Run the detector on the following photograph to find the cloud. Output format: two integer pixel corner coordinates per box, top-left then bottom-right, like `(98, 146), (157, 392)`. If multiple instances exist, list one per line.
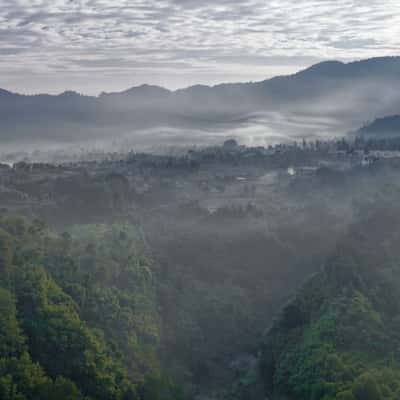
(0, 0), (399, 93)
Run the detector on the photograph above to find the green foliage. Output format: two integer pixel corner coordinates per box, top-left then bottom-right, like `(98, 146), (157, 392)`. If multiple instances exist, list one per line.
(0, 214), (183, 400)
(140, 374), (186, 400)
(0, 288), (25, 357)
(259, 208), (400, 400)
(0, 228), (13, 282)
(352, 372), (382, 400)
(40, 377), (84, 400)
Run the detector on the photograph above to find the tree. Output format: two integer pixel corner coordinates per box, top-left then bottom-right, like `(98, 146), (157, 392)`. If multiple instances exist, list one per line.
(0, 288), (25, 357)
(40, 377), (84, 400)
(0, 228), (13, 282)
(352, 373), (382, 400)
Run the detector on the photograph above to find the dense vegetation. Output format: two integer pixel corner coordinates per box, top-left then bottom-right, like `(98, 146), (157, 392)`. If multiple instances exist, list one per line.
(4, 143), (400, 400)
(145, 200), (347, 396)
(0, 213), (182, 400)
(260, 204), (400, 400)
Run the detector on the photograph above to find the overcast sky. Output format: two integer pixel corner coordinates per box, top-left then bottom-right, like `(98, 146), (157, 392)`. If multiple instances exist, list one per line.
(1, 0), (399, 95)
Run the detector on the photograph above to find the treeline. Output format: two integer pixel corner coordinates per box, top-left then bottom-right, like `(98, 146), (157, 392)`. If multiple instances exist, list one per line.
(0, 213), (183, 400)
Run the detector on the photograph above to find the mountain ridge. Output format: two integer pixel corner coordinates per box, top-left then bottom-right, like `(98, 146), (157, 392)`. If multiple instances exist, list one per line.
(1, 56), (399, 99)
(1, 56), (400, 149)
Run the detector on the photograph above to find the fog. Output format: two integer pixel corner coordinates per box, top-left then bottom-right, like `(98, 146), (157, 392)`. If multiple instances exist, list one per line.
(1, 58), (400, 163)
(2, 56), (400, 400)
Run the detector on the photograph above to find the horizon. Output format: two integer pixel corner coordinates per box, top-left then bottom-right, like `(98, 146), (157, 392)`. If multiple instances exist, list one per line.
(1, 57), (321, 96)
(1, 55), (398, 96)
(0, 62), (307, 96)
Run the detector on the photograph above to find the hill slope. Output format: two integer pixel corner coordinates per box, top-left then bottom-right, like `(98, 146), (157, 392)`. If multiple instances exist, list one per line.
(356, 115), (400, 138)
(0, 214), (183, 400)
(259, 205), (400, 400)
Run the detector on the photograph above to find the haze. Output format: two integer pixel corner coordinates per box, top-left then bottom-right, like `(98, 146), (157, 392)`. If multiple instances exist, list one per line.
(3, 2), (400, 400)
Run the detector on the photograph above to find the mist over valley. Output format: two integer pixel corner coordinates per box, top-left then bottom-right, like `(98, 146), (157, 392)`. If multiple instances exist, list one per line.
(1, 57), (400, 162)
(1, 1), (400, 399)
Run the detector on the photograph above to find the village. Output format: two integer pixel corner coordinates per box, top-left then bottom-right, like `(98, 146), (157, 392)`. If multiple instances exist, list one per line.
(0, 137), (400, 224)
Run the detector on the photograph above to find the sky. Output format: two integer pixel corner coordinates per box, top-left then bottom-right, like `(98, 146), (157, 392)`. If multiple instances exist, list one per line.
(1, 0), (400, 95)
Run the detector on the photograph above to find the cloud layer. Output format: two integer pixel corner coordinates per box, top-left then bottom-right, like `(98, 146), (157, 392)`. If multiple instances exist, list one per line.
(1, 0), (399, 93)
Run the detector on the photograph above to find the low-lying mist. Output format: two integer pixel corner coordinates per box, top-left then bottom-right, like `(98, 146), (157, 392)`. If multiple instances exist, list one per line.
(1, 57), (400, 163)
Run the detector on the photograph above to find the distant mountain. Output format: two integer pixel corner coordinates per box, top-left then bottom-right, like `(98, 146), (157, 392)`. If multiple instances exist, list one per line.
(98, 57), (400, 106)
(356, 114), (400, 138)
(99, 84), (171, 108)
(1, 56), (400, 150)
(0, 88), (14, 97)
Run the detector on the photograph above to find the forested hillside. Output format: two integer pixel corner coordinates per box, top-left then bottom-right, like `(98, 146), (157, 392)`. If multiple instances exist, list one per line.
(260, 203), (400, 400)
(0, 213), (182, 400)
(1, 0), (399, 396)
(3, 141), (400, 399)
